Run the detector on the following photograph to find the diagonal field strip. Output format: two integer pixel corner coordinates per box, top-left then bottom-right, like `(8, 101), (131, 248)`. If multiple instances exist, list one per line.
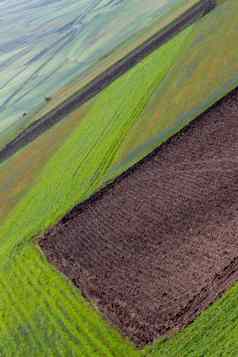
(0, 0), (215, 164)
(0, 1), (238, 355)
(40, 88), (238, 347)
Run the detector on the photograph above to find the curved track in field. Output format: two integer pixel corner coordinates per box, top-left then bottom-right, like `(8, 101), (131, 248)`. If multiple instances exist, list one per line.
(0, 0), (215, 164)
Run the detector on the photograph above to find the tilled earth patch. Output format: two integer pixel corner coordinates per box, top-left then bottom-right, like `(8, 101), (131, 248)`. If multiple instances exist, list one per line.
(40, 89), (238, 347)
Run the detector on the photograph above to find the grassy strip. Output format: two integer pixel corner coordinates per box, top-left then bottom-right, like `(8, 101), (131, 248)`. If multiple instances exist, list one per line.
(0, 243), (137, 356)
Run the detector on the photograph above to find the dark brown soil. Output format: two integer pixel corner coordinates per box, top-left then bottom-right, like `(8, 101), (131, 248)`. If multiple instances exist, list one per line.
(39, 88), (238, 347)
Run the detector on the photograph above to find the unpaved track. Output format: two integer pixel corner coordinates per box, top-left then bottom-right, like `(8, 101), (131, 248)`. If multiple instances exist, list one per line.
(40, 88), (238, 347)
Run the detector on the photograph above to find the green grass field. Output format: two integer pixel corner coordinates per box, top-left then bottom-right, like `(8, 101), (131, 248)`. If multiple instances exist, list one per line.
(0, 1), (238, 355)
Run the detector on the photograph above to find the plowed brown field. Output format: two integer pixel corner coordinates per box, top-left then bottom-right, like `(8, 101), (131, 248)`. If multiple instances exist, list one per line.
(40, 89), (238, 347)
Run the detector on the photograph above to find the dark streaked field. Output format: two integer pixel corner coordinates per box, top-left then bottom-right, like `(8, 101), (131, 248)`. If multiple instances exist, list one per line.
(40, 88), (238, 347)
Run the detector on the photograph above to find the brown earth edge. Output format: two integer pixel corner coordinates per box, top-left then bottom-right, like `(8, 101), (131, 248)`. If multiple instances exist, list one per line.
(39, 88), (238, 347)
